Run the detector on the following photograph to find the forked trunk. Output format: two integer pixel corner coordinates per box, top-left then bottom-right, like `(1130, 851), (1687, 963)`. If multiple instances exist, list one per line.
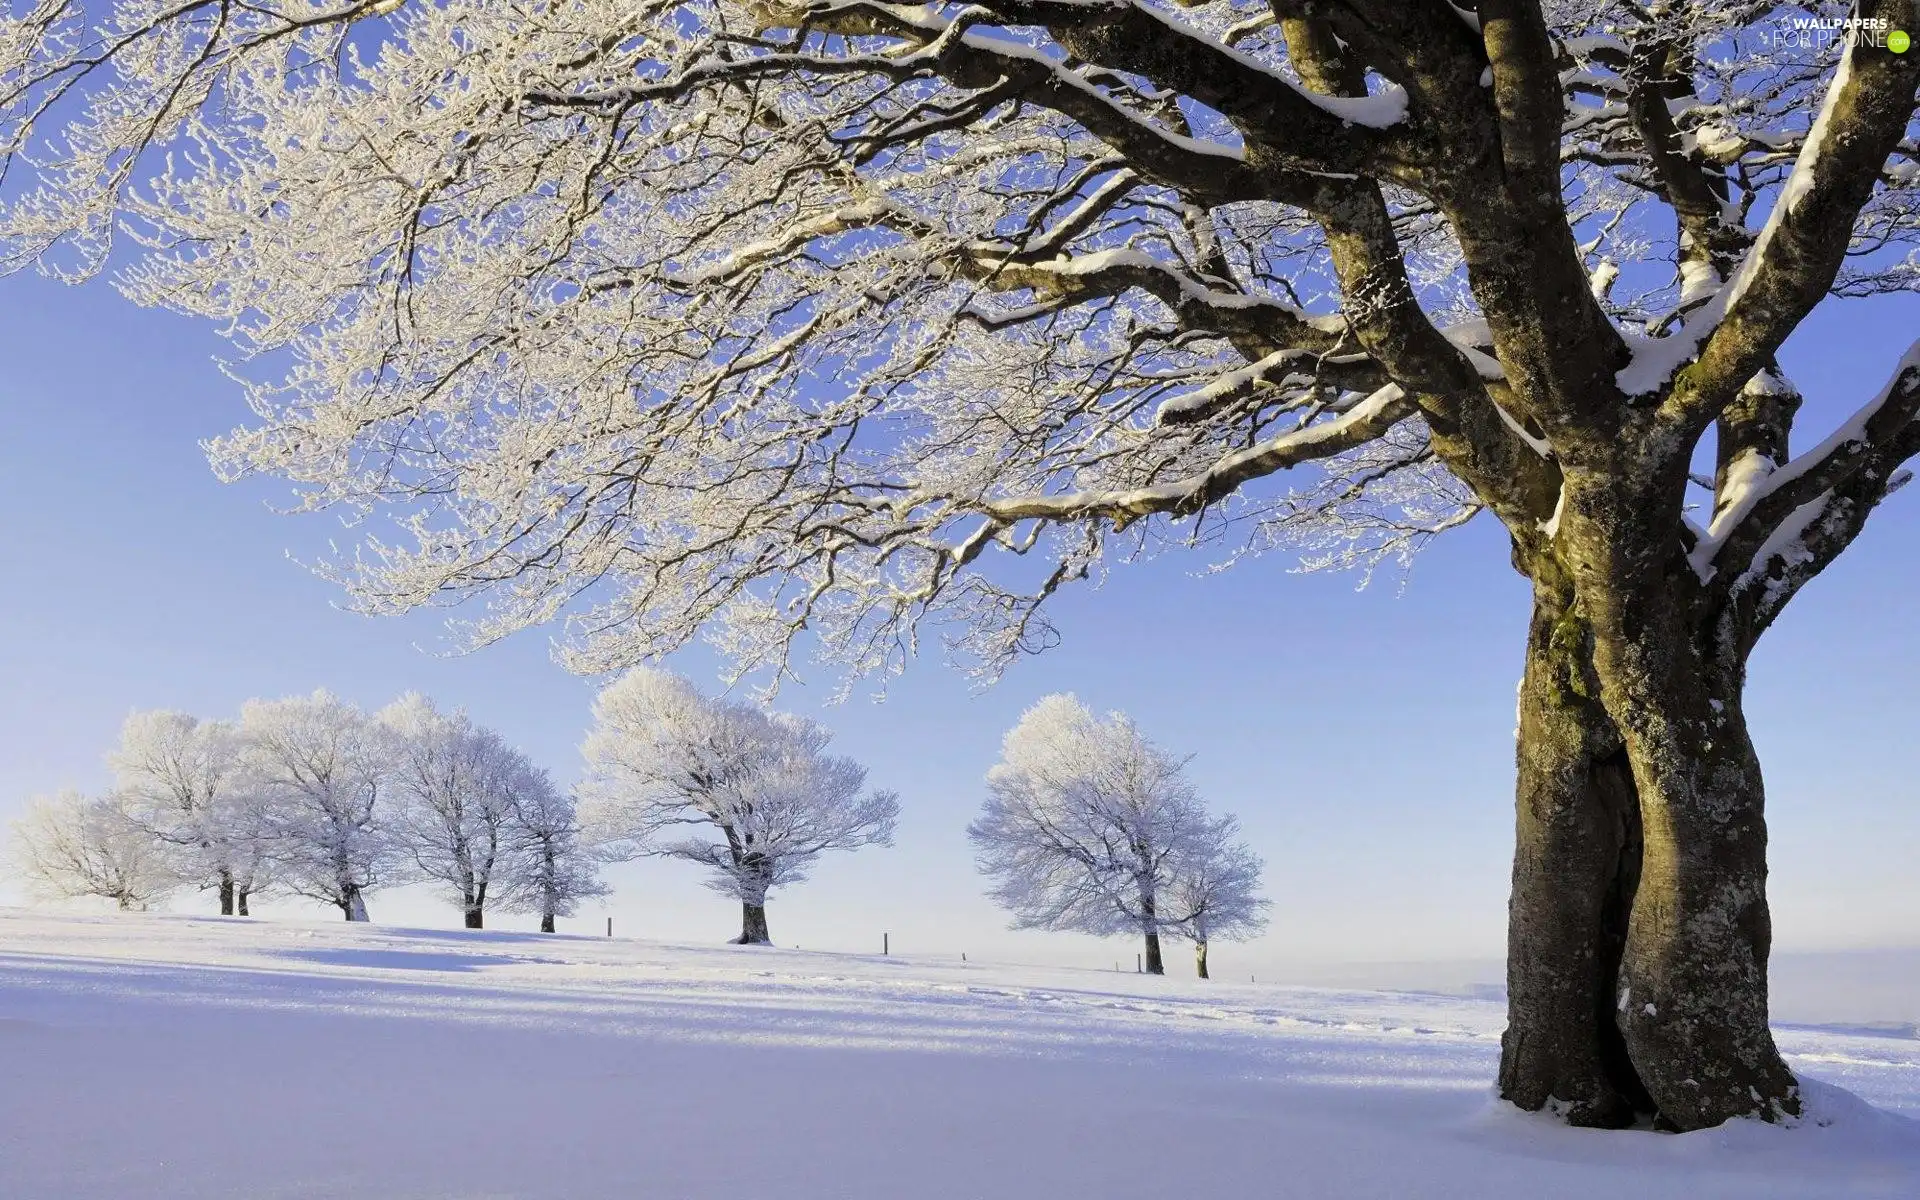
(1503, 513), (1797, 1131)
(463, 907), (484, 930)
(1194, 940), (1209, 980)
(732, 902), (771, 945)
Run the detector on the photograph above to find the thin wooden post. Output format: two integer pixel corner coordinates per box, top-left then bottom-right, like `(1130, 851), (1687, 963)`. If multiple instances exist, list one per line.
(883, 932), (889, 956)
(606, 917), (612, 938)
(1136, 953), (1142, 973)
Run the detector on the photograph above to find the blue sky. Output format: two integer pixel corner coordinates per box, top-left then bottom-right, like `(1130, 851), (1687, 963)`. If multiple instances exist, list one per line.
(1, 273), (1916, 978)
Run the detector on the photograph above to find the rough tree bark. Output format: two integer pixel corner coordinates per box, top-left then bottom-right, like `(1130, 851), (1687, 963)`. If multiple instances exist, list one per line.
(217, 869), (236, 917)
(236, 889), (251, 917)
(540, 909), (556, 934)
(1142, 929), (1164, 976)
(1500, 575), (1650, 1128)
(1563, 477), (1796, 1130)
(1498, 457), (1804, 1129)
(734, 903), (772, 946)
(1194, 940), (1210, 981)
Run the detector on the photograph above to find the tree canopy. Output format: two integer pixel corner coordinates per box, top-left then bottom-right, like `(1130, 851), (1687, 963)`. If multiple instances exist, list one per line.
(1, 2), (1909, 689)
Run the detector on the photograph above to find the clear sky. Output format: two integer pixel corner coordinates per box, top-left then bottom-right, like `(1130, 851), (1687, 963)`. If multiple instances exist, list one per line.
(2, 272), (1916, 980)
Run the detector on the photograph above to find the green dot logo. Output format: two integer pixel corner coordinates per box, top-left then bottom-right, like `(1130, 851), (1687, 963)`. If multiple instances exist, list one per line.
(1892, 29), (1912, 53)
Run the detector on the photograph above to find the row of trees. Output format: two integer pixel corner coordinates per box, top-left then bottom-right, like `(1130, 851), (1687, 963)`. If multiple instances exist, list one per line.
(10, 675), (1264, 976)
(9, 692), (604, 929)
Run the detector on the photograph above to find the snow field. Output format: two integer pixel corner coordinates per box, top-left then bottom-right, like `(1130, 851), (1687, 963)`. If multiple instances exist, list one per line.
(2, 910), (1918, 1199)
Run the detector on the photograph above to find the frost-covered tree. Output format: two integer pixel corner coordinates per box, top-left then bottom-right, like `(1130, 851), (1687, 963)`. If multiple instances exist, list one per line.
(5, 0), (1919, 1129)
(108, 709), (252, 914)
(499, 768), (608, 934)
(1162, 819), (1269, 979)
(580, 669), (897, 944)
(970, 694), (1213, 975)
(240, 690), (397, 921)
(380, 693), (530, 929)
(222, 793), (276, 917)
(8, 788), (178, 911)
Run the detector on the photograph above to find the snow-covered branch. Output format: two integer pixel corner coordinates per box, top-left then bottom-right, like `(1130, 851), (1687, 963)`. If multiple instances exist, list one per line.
(1702, 341), (1920, 641)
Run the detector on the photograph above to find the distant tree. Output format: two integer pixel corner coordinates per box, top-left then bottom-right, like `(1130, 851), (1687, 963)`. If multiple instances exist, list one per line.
(240, 691), (397, 921)
(498, 769), (608, 934)
(8, 789), (177, 911)
(223, 801), (275, 917)
(580, 669), (897, 945)
(1162, 818), (1269, 980)
(970, 695), (1216, 975)
(108, 709), (250, 914)
(380, 693), (529, 929)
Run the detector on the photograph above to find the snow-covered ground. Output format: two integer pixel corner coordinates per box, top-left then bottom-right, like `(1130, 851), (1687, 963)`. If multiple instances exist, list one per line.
(2, 910), (1917, 1199)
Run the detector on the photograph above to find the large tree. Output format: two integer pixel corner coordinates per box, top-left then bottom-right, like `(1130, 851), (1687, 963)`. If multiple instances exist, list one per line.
(3, 0), (1917, 1129)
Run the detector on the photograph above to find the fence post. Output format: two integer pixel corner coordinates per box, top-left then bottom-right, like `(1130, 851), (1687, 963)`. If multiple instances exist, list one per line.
(606, 917), (612, 938)
(883, 932), (889, 956)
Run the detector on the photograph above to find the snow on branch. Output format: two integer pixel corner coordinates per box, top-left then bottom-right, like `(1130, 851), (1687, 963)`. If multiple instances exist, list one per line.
(1641, 21), (1920, 432)
(981, 383), (1415, 528)
(1699, 340), (1920, 603)
(15, 0), (1891, 694)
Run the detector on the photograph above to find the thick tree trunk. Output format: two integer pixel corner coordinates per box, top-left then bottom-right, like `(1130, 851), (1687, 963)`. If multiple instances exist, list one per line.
(237, 890), (251, 917)
(1194, 940), (1209, 980)
(540, 910), (556, 934)
(1143, 930), (1164, 976)
(342, 887), (370, 922)
(217, 870), (236, 917)
(732, 902), (771, 945)
(463, 906), (484, 930)
(1503, 496), (1798, 1131)
(1500, 582), (1650, 1127)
